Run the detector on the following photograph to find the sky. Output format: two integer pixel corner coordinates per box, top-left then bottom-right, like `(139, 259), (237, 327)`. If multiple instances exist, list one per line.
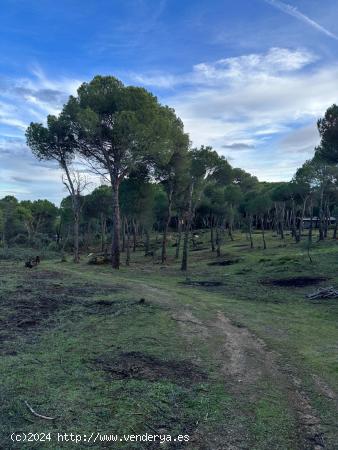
(1, 0), (338, 204)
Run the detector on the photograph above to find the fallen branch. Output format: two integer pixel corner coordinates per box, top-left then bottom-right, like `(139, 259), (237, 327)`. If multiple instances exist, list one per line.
(24, 401), (56, 420)
(306, 287), (338, 300)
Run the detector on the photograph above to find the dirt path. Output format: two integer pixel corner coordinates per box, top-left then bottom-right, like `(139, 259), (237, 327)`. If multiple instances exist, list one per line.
(172, 307), (326, 450)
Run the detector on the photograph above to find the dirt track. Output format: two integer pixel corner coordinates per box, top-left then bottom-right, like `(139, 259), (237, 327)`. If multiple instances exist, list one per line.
(173, 307), (327, 450)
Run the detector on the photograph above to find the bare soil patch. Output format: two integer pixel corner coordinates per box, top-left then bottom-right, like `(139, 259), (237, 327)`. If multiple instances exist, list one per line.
(95, 351), (207, 385)
(0, 270), (121, 352)
(261, 276), (327, 288)
(208, 259), (240, 266)
(28, 270), (66, 280)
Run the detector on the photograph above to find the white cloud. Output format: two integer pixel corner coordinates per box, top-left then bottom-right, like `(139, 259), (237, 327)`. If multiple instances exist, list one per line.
(127, 47), (316, 88)
(193, 47), (316, 81)
(145, 48), (337, 181)
(0, 68), (83, 202)
(0, 67), (81, 130)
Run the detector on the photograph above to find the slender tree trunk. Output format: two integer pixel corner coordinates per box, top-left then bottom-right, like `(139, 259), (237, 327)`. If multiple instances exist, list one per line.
(228, 227), (234, 241)
(126, 218), (130, 266)
(307, 201), (314, 264)
(216, 226), (221, 257)
(318, 188), (324, 241)
(111, 182), (121, 269)
(121, 217), (126, 252)
(175, 218), (182, 259)
(261, 216), (266, 250)
(324, 203), (329, 239)
(249, 215), (254, 249)
(280, 204), (285, 239)
(210, 215), (215, 252)
(181, 181), (194, 271)
(100, 213), (106, 253)
(308, 200), (313, 244)
(333, 217), (338, 239)
(162, 189), (173, 264)
(145, 229), (150, 254)
(62, 160), (80, 264)
(133, 219), (137, 252)
(297, 198), (307, 242)
(73, 210), (80, 263)
(56, 220), (62, 248)
(291, 199), (297, 241)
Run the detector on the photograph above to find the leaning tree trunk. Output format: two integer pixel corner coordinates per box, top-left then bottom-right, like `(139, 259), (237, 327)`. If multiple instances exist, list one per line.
(111, 181), (121, 269)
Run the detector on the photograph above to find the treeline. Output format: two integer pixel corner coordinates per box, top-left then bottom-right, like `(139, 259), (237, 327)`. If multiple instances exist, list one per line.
(2, 77), (338, 270)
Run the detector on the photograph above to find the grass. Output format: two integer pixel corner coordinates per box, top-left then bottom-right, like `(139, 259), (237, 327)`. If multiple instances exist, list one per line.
(1, 230), (338, 448)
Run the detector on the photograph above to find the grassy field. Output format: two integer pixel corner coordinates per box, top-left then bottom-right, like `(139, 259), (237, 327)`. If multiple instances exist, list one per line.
(1, 231), (338, 449)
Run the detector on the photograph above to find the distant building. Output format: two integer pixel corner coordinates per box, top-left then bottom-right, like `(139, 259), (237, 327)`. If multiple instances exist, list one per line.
(302, 217), (336, 229)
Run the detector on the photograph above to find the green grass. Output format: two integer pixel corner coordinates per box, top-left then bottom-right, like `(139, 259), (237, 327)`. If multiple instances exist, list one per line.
(1, 230), (338, 448)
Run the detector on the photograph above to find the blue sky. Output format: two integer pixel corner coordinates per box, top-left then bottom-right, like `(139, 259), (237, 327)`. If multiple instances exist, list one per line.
(1, 0), (338, 203)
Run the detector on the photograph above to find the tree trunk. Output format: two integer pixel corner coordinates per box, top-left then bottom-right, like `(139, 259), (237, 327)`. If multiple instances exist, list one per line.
(122, 217), (126, 252)
(318, 188), (324, 241)
(308, 200), (313, 244)
(126, 218), (130, 266)
(100, 213), (106, 253)
(280, 204), (285, 239)
(228, 225), (234, 241)
(249, 215), (254, 249)
(216, 226), (221, 257)
(261, 216), (266, 250)
(111, 182), (121, 269)
(175, 218), (182, 259)
(73, 210), (80, 263)
(324, 203), (329, 239)
(145, 229), (150, 254)
(210, 216), (215, 252)
(333, 217), (338, 239)
(291, 199), (297, 241)
(132, 219), (137, 252)
(307, 200), (314, 264)
(162, 189), (173, 264)
(181, 181), (194, 271)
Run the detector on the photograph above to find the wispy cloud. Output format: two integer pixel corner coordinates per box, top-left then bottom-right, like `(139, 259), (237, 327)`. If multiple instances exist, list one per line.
(0, 68), (83, 202)
(222, 143), (255, 150)
(144, 47), (335, 181)
(264, 0), (338, 41)
(127, 47), (316, 88)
